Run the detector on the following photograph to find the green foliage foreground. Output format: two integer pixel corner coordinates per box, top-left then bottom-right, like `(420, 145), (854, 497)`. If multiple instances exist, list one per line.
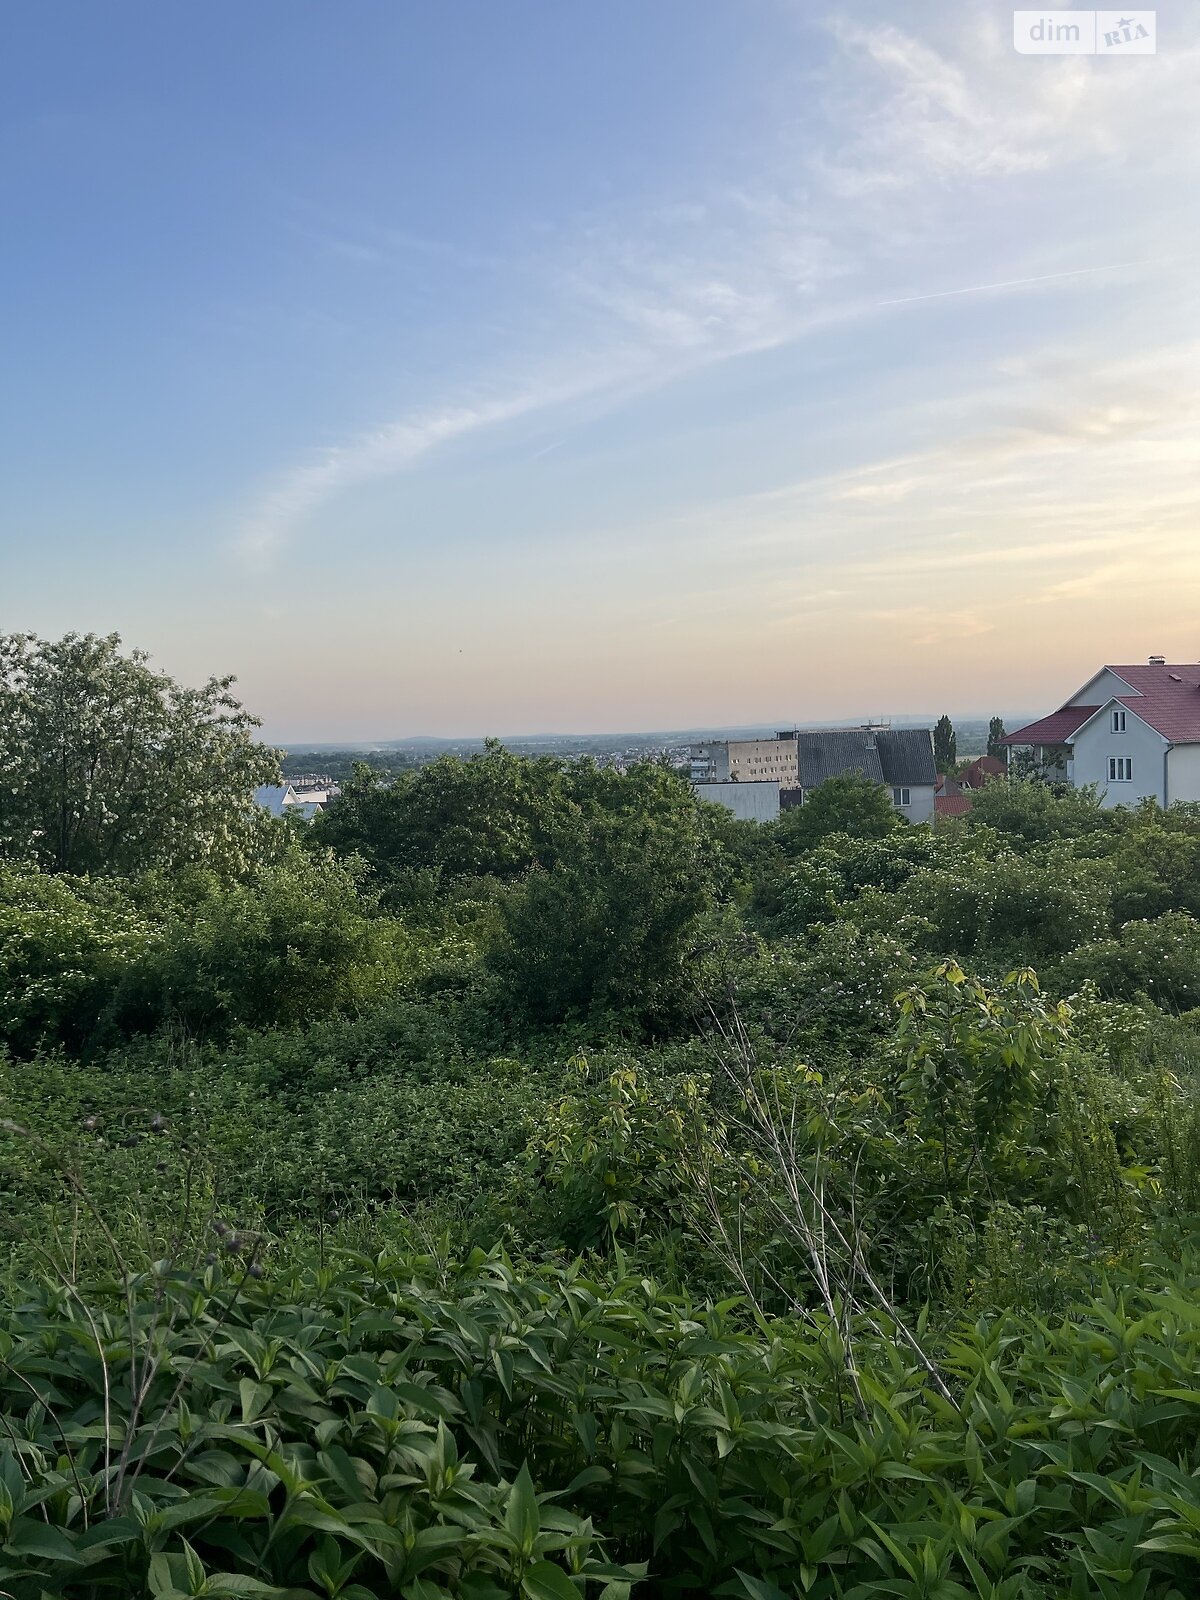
(6, 1242), (1200, 1600)
(10, 635), (1200, 1596)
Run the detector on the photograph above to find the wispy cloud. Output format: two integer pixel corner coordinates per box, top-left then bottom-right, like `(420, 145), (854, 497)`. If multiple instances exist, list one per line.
(874, 259), (1165, 309)
(232, 3), (1200, 571)
(235, 380), (592, 565)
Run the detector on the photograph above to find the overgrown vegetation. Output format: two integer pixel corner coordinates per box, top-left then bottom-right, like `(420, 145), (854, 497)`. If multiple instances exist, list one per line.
(5, 632), (1200, 1597)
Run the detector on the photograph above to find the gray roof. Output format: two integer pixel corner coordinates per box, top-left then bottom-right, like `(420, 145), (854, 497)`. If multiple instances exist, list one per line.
(794, 728), (936, 790)
(795, 730), (885, 788)
(876, 728), (937, 787)
(253, 784), (295, 817)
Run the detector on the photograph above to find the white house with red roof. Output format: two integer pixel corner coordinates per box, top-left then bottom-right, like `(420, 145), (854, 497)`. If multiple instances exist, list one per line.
(1003, 659), (1200, 808)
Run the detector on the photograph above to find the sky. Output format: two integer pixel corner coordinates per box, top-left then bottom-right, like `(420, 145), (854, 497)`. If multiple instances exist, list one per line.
(3, 1), (1199, 741)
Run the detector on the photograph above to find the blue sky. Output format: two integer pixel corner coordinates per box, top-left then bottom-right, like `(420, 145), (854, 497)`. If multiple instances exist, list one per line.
(3, 1), (1199, 739)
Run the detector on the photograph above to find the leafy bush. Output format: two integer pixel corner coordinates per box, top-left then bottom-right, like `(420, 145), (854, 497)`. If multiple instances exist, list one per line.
(110, 852), (418, 1041)
(487, 785), (719, 1031)
(774, 773), (906, 854)
(757, 830), (946, 935)
(965, 777), (1110, 846)
(0, 866), (156, 1054)
(1059, 910), (1200, 1013)
(877, 847), (1111, 965)
(6, 1245), (1200, 1596)
(0, 853), (419, 1055)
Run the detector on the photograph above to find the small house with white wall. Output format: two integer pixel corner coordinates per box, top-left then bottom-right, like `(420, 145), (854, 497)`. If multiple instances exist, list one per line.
(1003, 659), (1200, 807)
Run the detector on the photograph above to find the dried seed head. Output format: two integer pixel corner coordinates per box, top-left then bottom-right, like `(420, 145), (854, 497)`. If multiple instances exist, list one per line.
(205, 1253), (217, 1266)
(247, 1262), (264, 1279)
(149, 1113), (167, 1134)
(82, 1115), (99, 1132)
(327, 1209), (340, 1225)
(121, 1136), (139, 1149)
(225, 1235), (243, 1254)
(211, 1218), (229, 1236)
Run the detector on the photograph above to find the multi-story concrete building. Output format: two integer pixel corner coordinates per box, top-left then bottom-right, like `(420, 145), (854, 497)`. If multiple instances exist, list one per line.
(690, 733), (800, 785)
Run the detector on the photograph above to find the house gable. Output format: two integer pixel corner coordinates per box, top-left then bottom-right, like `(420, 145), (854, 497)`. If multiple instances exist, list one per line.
(1067, 668), (1139, 707)
(1070, 698), (1169, 748)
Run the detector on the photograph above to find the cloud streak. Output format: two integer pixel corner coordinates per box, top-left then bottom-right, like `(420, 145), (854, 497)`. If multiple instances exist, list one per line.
(232, 2), (1200, 579)
(874, 258), (1167, 309)
(235, 380), (594, 565)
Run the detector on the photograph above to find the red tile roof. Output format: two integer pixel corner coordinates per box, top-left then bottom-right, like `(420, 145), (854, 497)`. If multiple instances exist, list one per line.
(1002, 707), (1098, 746)
(961, 755), (1006, 787)
(935, 794), (974, 818)
(1103, 664), (1200, 742)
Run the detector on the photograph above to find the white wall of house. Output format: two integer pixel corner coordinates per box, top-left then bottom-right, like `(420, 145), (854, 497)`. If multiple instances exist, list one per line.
(1071, 708), (1167, 807)
(898, 784), (936, 824)
(1168, 745), (1200, 805)
(694, 780), (781, 823)
(1069, 669), (1138, 707)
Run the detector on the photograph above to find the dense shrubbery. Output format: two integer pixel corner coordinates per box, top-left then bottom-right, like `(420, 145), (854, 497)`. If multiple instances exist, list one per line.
(7, 635), (1200, 1594)
(9, 1242), (1200, 1599)
(0, 850), (419, 1055)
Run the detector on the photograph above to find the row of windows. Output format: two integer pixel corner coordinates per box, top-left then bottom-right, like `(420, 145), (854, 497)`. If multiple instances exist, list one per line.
(1109, 757), (1133, 782)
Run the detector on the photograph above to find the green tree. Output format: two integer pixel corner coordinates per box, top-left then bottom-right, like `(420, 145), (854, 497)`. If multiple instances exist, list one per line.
(987, 716), (1007, 761)
(0, 632), (279, 877)
(317, 741), (564, 894)
(489, 766), (720, 1028)
(933, 714), (957, 770)
(774, 773), (904, 854)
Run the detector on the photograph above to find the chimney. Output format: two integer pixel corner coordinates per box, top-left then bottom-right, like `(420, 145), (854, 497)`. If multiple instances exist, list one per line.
(1149, 654), (1166, 665)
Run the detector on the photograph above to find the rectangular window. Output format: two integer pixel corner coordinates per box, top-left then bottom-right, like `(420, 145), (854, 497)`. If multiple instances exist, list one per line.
(1112, 709), (1127, 733)
(892, 787), (911, 807)
(1108, 757), (1133, 782)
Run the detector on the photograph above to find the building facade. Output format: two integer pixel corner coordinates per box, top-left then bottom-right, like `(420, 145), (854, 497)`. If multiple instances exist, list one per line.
(690, 735), (799, 786)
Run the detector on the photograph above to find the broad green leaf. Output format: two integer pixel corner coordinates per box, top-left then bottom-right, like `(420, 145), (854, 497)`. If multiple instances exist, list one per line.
(522, 1561), (581, 1600)
(734, 1572), (792, 1600)
(506, 1463), (540, 1557)
(3, 1518), (81, 1563)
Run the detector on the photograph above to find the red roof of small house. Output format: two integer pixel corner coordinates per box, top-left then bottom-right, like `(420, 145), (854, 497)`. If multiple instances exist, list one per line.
(1002, 707), (1099, 746)
(961, 755), (1006, 787)
(935, 794), (974, 819)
